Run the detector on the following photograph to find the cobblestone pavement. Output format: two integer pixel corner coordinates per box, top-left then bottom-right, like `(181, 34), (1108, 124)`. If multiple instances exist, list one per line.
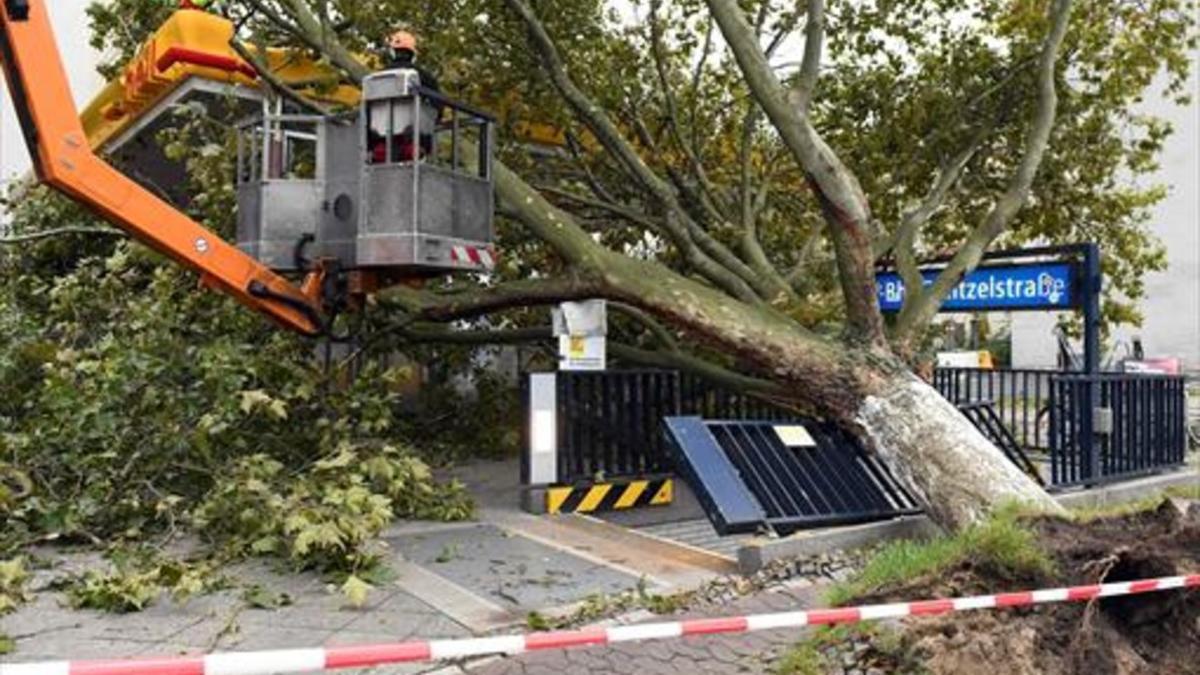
(468, 581), (822, 675)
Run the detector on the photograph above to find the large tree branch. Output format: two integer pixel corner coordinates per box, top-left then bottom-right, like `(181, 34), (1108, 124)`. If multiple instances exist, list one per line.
(705, 0), (886, 346)
(889, 130), (990, 306)
(275, 0), (370, 82)
(248, 0), (861, 418)
(649, 0), (732, 220)
(378, 272), (608, 323)
(229, 38), (334, 116)
(610, 343), (788, 398)
(794, 0), (824, 113)
(892, 0), (1075, 345)
(504, 0), (781, 306)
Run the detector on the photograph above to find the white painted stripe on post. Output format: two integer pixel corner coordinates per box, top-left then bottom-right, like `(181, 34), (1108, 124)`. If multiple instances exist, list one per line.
(745, 612), (809, 631)
(858, 603), (912, 621)
(952, 595), (997, 611)
(429, 635), (526, 660)
(1156, 576), (1188, 590)
(205, 649), (325, 675)
(0, 662), (70, 675)
(1031, 588), (1070, 603)
(607, 622), (683, 643)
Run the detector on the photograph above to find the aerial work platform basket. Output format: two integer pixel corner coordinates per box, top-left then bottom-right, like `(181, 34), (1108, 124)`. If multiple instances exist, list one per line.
(235, 69), (496, 276)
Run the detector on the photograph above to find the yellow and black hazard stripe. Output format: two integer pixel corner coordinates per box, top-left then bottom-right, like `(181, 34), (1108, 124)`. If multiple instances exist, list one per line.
(546, 478), (673, 515)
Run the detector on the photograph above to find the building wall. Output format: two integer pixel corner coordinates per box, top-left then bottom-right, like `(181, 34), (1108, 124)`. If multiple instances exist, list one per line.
(1, 1), (104, 192)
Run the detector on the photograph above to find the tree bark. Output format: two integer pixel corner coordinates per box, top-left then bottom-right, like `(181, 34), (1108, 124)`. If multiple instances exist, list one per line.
(854, 372), (1063, 530)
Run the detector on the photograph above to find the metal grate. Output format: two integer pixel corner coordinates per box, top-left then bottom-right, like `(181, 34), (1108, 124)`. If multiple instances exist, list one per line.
(542, 370), (795, 485)
(664, 417), (921, 536)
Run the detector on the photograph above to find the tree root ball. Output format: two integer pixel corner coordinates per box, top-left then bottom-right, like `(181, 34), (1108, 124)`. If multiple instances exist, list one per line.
(849, 501), (1200, 675)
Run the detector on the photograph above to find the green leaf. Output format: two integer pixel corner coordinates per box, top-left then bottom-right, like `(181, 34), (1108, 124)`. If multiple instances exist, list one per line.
(241, 585), (293, 610)
(340, 575), (371, 609)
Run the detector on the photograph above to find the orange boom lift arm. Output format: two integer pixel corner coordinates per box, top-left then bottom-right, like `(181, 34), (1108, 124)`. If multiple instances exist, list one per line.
(0, 0), (325, 336)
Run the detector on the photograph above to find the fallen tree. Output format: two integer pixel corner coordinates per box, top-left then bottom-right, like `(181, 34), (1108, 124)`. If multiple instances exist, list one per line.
(82, 0), (1193, 530)
(242, 0), (1075, 529)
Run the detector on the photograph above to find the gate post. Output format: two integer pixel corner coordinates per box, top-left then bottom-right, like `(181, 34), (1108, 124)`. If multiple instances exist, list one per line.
(1081, 244), (1103, 483)
(522, 372), (559, 513)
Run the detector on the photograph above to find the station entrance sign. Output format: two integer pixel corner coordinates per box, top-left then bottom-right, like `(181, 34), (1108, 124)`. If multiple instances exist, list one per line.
(876, 262), (1078, 313)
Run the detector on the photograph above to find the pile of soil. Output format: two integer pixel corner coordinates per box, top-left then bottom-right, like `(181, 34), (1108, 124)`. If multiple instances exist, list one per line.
(856, 500), (1200, 675)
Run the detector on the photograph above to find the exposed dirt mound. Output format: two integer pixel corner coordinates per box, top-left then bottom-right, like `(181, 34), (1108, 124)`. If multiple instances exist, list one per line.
(863, 501), (1200, 675)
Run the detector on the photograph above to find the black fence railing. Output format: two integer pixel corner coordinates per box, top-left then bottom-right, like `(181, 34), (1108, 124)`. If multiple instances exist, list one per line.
(536, 367), (1188, 490)
(934, 368), (1057, 451)
(1049, 374), (1189, 487)
(547, 370), (793, 485)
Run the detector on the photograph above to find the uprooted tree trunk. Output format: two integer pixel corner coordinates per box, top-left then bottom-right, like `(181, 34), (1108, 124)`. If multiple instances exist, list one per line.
(253, 0), (1074, 531)
(384, 244), (1064, 531)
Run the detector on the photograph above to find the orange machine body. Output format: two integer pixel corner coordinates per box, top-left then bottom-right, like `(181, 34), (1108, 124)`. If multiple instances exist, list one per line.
(0, 1), (324, 336)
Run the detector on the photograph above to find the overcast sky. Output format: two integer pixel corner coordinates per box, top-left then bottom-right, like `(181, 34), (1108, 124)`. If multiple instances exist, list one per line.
(1, 0), (103, 188)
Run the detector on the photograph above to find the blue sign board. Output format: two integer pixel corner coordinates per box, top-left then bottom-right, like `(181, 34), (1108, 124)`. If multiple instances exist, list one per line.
(877, 262), (1077, 313)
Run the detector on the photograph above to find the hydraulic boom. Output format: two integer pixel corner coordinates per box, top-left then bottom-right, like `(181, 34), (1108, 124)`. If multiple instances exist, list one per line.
(0, 0), (325, 335)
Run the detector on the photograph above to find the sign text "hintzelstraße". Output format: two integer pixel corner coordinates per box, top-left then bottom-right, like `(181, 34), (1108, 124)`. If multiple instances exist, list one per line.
(876, 262), (1078, 312)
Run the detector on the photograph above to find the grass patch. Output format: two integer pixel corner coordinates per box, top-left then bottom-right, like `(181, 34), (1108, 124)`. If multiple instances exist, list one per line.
(825, 507), (1053, 607)
(1165, 484), (1200, 500)
(775, 624), (922, 675)
(773, 641), (825, 675)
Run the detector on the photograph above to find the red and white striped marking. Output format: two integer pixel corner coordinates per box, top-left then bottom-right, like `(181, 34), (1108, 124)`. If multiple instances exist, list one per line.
(4, 574), (1196, 675)
(449, 245), (496, 269)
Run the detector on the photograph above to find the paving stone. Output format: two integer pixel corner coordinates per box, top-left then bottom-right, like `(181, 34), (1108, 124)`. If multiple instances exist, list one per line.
(220, 625), (336, 651)
(236, 580), (402, 633)
(385, 524), (639, 610)
(6, 637), (159, 663)
(338, 590), (470, 640)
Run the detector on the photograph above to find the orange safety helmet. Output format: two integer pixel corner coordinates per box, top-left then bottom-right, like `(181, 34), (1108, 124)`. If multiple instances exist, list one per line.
(387, 30), (418, 54)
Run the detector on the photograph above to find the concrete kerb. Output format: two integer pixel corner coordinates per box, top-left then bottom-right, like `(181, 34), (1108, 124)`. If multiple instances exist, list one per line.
(736, 517), (941, 575)
(1053, 467), (1200, 510)
(735, 467), (1200, 574)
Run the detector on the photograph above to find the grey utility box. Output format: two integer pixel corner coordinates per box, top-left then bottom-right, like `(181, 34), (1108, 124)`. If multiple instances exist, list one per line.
(236, 70), (495, 274)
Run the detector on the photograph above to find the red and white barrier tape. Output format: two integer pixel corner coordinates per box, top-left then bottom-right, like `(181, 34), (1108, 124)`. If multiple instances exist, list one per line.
(4, 574), (1196, 675)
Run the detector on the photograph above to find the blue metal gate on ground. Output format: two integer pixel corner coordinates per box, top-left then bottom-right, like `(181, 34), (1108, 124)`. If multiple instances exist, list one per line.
(663, 417), (921, 535)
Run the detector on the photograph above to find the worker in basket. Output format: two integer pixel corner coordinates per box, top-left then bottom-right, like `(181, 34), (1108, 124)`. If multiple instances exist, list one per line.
(369, 30), (442, 164)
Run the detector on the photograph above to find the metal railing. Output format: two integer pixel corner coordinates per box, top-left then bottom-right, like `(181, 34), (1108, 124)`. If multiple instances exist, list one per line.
(541, 370), (793, 485)
(957, 401), (1044, 485)
(934, 368), (1058, 451)
(536, 367), (1188, 490)
(1049, 374), (1189, 487)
